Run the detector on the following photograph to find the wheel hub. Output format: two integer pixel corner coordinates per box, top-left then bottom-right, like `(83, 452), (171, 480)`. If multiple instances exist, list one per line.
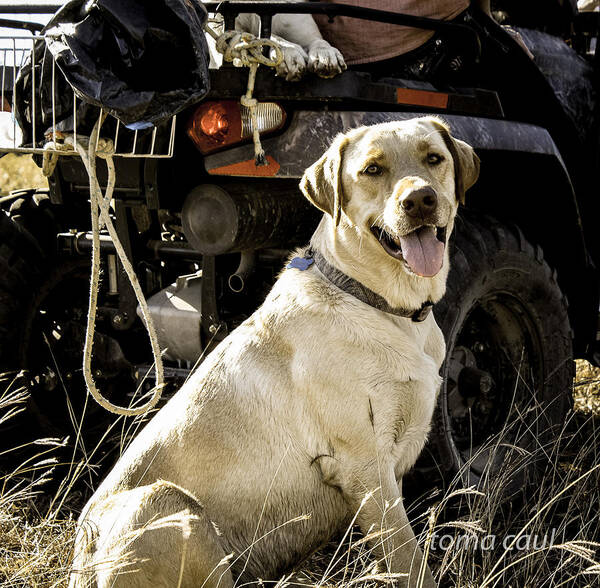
(448, 345), (494, 396)
(447, 345), (497, 440)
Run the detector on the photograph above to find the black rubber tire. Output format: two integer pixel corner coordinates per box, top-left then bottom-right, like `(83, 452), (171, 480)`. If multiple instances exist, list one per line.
(0, 195), (110, 442)
(0, 194), (55, 369)
(430, 211), (574, 491)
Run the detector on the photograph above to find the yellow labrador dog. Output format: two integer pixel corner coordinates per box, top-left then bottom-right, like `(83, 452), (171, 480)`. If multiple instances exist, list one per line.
(69, 117), (479, 588)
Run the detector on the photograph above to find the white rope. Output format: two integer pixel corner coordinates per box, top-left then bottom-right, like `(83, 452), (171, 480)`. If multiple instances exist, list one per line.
(206, 26), (283, 166)
(41, 137), (73, 177)
(65, 113), (165, 416)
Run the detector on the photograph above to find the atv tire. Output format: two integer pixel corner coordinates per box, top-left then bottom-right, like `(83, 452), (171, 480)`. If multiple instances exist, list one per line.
(0, 194), (133, 444)
(430, 211), (574, 491)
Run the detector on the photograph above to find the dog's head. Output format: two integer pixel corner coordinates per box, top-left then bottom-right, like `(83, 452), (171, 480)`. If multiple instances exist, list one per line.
(300, 117), (479, 279)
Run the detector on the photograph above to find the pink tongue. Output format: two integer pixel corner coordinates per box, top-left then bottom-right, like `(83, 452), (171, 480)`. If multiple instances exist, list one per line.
(398, 227), (445, 277)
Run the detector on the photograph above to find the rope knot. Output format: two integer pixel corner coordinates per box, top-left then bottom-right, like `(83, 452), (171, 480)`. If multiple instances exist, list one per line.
(42, 134), (75, 176)
(239, 95), (257, 108)
(95, 137), (115, 158)
(208, 25), (284, 166)
(215, 30), (282, 69)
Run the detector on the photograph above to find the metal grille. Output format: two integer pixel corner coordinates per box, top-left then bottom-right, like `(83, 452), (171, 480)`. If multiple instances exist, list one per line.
(0, 34), (176, 158)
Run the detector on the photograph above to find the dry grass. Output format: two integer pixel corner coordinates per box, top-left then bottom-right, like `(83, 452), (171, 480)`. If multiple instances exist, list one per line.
(0, 362), (599, 588)
(575, 359), (600, 416)
(0, 154), (47, 196)
(0, 375), (75, 587)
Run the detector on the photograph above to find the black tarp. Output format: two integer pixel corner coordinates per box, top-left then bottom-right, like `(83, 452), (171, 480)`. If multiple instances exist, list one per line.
(16, 0), (210, 145)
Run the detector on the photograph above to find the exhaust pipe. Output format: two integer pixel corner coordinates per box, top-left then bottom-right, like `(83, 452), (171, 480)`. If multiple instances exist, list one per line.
(228, 250), (256, 293)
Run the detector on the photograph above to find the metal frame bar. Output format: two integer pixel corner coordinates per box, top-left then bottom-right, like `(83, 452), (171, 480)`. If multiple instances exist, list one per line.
(0, 2), (61, 14)
(0, 17), (44, 33)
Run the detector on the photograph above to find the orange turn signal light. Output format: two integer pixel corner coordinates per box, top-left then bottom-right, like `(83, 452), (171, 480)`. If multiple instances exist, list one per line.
(187, 100), (285, 155)
(187, 101), (242, 154)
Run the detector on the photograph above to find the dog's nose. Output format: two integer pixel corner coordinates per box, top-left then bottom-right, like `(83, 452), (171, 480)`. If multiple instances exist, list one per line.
(401, 187), (438, 218)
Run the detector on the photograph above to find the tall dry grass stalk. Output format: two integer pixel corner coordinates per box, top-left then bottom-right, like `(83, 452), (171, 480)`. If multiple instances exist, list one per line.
(0, 369), (599, 587)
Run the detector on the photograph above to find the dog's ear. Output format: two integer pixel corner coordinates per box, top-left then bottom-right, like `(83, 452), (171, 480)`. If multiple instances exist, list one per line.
(300, 133), (349, 226)
(430, 119), (480, 205)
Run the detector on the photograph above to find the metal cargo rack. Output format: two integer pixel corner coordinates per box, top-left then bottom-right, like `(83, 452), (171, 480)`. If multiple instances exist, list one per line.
(0, 31), (176, 159)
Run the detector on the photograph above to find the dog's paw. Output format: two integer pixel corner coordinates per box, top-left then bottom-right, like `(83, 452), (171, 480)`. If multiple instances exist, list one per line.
(272, 40), (308, 82)
(307, 39), (347, 79)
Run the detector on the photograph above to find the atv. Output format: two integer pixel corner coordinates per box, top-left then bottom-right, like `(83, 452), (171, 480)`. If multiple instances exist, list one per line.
(0, 0), (597, 490)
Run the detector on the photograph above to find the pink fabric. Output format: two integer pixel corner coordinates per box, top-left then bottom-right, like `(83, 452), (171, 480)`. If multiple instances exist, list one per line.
(314, 0), (470, 65)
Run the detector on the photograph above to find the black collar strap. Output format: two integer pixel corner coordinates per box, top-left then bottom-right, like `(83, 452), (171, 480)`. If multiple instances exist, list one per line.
(309, 248), (434, 322)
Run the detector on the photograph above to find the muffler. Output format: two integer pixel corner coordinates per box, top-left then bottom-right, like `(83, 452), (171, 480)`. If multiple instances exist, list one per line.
(181, 183), (319, 255)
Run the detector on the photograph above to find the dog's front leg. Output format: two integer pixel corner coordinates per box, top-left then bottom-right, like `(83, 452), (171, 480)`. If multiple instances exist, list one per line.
(233, 13), (345, 80)
(342, 466), (436, 588)
(271, 14), (346, 79)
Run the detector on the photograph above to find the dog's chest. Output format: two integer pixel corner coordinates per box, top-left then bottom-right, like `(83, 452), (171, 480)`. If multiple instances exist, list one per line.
(387, 378), (437, 475)
(308, 318), (441, 478)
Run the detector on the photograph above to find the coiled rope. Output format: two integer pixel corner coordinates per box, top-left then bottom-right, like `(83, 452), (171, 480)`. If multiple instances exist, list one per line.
(205, 26), (283, 165)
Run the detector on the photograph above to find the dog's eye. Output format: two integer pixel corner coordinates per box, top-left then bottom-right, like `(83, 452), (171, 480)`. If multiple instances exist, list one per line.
(427, 153), (444, 165)
(363, 164), (382, 175)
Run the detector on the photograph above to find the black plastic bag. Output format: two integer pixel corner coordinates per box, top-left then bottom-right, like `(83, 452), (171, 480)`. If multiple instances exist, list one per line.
(16, 0), (210, 145)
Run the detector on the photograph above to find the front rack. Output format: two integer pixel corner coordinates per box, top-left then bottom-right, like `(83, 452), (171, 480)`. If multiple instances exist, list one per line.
(0, 34), (176, 159)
